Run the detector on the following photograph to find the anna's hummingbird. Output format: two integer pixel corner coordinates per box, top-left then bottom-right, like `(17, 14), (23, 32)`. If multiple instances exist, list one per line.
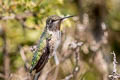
(30, 15), (73, 80)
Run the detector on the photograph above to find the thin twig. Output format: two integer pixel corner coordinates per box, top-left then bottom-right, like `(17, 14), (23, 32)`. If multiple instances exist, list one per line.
(53, 66), (59, 80)
(0, 73), (5, 79)
(109, 51), (120, 80)
(63, 41), (83, 80)
(2, 26), (10, 80)
(20, 47), (30, 71)
(45, 52), (73, 80)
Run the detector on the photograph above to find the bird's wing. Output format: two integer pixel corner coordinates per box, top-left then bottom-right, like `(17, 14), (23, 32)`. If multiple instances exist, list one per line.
(32, 40), (50, 80)
(30, 29), (50, 73)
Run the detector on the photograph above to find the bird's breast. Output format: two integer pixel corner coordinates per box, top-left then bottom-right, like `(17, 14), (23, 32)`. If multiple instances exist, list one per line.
(48, 31), (61, 53)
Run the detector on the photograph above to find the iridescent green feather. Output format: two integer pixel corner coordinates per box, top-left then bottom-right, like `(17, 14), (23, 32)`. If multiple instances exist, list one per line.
(30, 29), (51, 72)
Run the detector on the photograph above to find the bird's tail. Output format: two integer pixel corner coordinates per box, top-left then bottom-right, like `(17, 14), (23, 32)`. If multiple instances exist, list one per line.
(34, 72), (41, 80)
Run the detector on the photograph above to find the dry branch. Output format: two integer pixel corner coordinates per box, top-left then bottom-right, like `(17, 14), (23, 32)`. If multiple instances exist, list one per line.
(109, 52), (120, 80)
(20, 47), (30, 71)
(0, 73), (5, 79)
(2, 26), (10, 80)
(63, 41), (83, 80)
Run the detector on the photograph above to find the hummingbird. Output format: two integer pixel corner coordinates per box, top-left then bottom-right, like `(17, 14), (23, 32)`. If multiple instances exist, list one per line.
(30, 15), (73, 80)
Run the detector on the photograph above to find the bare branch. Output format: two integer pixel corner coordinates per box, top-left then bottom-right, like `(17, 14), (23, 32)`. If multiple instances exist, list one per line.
(20, 47), (30, 71)
(2, 25), (10, 80)
(109, 51), (120, 80)
(0, 73), (5, 79)
(63, 41), (83, 80)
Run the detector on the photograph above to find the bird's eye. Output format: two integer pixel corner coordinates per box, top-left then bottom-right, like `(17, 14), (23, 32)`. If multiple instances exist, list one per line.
(47, 19), (56, 24)
(50, 20), (55, 23)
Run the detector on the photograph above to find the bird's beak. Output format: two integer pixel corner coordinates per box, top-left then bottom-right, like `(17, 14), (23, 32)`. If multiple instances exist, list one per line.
(60, 16), (74, 21)
(55, 16), (74, 30)
(55, 16), (74, 21)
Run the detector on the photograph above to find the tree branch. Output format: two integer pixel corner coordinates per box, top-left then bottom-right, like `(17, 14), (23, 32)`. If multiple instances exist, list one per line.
(109, 51), (120, 80)
(0, 73), (5, 79)
(2, 26), (10, 80)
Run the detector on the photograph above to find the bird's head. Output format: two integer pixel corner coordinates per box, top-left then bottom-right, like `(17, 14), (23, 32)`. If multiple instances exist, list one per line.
(46, 15), (73, 31)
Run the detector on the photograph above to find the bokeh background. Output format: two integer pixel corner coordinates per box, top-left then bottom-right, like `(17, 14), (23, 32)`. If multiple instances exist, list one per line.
(0, 0), (120, 80)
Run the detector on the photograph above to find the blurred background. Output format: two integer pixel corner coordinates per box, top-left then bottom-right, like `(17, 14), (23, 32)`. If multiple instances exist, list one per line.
(0, 0), (120, 80)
